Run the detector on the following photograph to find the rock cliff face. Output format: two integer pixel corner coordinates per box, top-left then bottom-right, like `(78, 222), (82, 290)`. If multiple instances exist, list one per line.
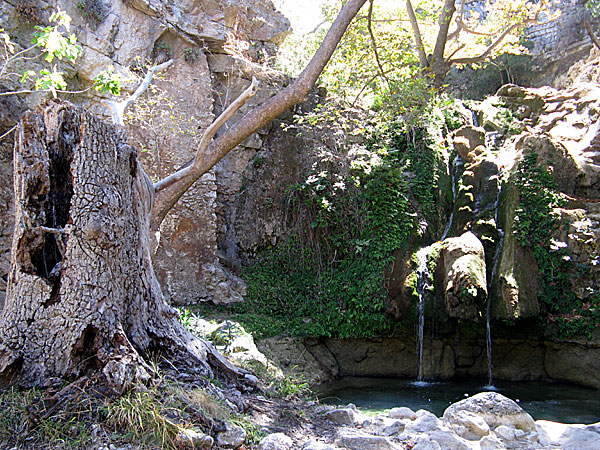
(2, 0), (600, 388)
(0, 0), (290, 305)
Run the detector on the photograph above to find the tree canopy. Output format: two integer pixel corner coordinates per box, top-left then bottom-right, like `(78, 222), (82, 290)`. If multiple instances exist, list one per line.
(278, 0), (559, 113)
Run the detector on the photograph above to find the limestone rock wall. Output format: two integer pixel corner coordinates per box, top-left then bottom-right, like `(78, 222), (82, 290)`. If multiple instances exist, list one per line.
(0, 0), (290, 305)
(527, 0), (594, 88)
(258, 335), (600, 389)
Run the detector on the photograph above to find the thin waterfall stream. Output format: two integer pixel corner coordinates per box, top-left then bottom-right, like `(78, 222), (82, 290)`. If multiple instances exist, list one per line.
(441, 155), (462, 241)
(415, 246), (433, 383)
(486, 180), (504, 388)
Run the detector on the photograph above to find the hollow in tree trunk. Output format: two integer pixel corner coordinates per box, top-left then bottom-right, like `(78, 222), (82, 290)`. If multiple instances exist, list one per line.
(0, 100), (249, 391)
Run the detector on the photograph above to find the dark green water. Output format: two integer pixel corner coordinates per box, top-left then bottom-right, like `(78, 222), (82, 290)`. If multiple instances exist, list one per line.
(315, 377), (600, 424)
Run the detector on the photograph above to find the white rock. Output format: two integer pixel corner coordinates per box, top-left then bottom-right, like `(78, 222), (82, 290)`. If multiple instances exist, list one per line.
(301, 440), (338, 450)
(258, 433), (293, 450)
(368, 416), (406, 436)
(382, 421), (406, 436)
(479, 435), (507, 450)
(536, 420), (600, 450)
(389, 407), (417, 420)
(412, 435), (442, 450)
(494, 424), (517, 441)
(334, 428), (400, 450)
(443, 393), (536, 432)
(448, 410), (490, 440)
(216, 422), (246, 448)
(406, 410), (444, 433)
(429, 429), (474, 450)
(326, 406), (371, 427)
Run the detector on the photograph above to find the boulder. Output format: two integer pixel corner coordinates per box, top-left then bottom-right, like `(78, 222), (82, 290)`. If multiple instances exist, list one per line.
(326, 404), (371, 427)
(389, 407), (417, 420)
(536, 420), (600, 450)
(440, 232), (488, 319)
(257, 433), (293, 450)
(301, 441), (338, 450)
(453, 126), (486, 162)
(443, 393), (536, 432)
(334, 428), (400, 450)
(174, 428), (214, 449)
(446, 410), (491, 440)
(405, 410), (444, 434)
(368, 416), (406, 436)
(412, 436), (442, 450)
(428, 430), (473, 450)
(493, 424), (517, 442)
(479, 434), (507, 450)
(216, 422), (246, 448)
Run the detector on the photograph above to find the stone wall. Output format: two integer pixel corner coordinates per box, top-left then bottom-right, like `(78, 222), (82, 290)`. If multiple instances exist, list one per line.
(527, 0), (594, 87)
(258, 335), (600, 389)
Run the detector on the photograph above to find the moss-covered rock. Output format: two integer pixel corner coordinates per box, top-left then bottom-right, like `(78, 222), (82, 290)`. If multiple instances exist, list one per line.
(440, 232), (488, 320)
(492, 181), (540, 320)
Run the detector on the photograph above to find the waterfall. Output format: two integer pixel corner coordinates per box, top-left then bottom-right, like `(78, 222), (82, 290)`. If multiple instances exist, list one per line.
(471, 110), (479, 127)
(415, 246), (433, 383)
(441, 155), (463, 241)
(486, 181), (504, 389)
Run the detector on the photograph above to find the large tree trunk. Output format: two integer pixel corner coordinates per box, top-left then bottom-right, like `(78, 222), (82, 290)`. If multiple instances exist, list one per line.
(0, 100), (248, 391)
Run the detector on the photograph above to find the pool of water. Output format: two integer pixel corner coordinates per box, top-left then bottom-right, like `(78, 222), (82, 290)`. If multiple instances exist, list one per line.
(315, 377), (600, 424)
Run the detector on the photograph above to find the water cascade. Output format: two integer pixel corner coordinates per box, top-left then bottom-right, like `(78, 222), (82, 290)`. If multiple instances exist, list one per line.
(486, 181), (504, 388)
(415, 246), (433, 383)
(441, 155), (462, 240)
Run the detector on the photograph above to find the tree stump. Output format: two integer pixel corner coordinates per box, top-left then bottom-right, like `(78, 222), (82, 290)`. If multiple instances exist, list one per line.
(0, 100), (249, 391)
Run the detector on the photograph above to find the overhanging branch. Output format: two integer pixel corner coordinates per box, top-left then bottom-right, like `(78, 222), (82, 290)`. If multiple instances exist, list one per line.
(151, 0), (369, 227)
(103, 59), (174, 125)
(367, 0), (391, 89)
(406, 0), (428, 68)
(585, 20), (600, 51)
(154, 77), (260, 193)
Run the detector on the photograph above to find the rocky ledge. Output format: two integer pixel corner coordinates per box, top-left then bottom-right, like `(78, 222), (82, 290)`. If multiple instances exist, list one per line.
(250, 392), (599, 450)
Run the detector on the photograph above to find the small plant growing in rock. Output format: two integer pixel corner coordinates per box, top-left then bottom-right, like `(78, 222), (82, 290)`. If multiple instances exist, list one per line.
(76, 0), (108, 27)
(15, 0), (42, 23)
(183, 47), (198, 63)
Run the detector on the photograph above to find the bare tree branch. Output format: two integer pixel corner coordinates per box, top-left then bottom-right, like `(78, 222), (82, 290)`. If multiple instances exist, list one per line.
(585, 20), (600, 51)
(431, 0), (456, 65)
(104, 59), (174, 125)
(446, 1), (558, 68)
(446, 42), (465, 60)
(151, 0), (369, 227)
(154, 77), (260, 193)
(406, 0), (428, 68)
(0, 124), (17, 141)
(446, 0), (464, 42)
(450, 22), (524, 65)
(367, 0), (391, 90)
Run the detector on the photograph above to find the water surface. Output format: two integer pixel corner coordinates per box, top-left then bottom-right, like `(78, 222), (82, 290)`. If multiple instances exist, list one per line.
(316, 377), (600, 424)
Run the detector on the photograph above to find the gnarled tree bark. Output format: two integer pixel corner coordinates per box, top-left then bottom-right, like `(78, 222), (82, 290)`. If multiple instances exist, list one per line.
(0, 101), (251, 391)
(0, 0), (368, 389)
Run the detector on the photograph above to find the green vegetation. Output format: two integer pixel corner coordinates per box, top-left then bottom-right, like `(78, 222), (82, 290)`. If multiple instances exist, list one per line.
(0, 386), (96, 449)
(1, 10), (120, 99)
(513, 152), (599, 338)
(232, 108), (449, 338)
(106, 390), (181, 448)
(76, 0), (108, 25)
